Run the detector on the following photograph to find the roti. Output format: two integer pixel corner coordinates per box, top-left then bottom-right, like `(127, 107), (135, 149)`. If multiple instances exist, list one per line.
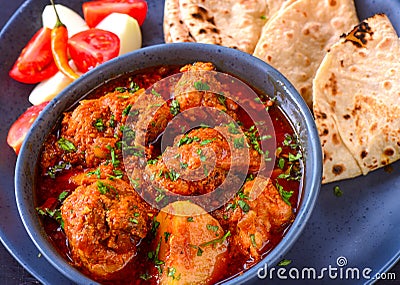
(313, 14), (400, 183)
(163, 0), (268, 53)
(253, 0), (359, 106)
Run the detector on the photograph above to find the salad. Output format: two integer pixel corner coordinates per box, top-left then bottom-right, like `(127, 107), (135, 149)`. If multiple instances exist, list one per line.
(7, 0), (147, 154)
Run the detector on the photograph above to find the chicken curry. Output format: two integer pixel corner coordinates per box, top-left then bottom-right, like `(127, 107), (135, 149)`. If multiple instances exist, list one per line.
(35, 62), (303, 284)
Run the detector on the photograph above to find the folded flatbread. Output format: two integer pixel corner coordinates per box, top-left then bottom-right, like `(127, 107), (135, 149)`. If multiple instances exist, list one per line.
(163, 0), (268, 53)
(253, 0), (359, 106)
(313, 14), (400, 183)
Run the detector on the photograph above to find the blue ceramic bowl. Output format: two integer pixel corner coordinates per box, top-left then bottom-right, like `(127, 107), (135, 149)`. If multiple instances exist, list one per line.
(15, 43), (322, 285)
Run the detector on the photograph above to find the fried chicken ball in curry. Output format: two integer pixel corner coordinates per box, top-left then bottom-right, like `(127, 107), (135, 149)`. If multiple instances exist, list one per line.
(61, 178), (152, 278)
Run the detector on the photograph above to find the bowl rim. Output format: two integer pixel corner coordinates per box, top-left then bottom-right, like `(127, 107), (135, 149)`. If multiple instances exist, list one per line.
(15, 42), (322, 285)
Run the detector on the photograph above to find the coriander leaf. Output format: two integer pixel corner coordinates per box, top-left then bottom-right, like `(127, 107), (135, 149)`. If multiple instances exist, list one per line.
(57, 137), (76, 152)
(278, 259), (292, 266)
(238, 200), (250, 213)
(93, 118), (105, 132)
(170, 99), (180, 116)
(194, 80), (210, 91)
(333, 185), (343, 197)
(276, 183), (293, 206)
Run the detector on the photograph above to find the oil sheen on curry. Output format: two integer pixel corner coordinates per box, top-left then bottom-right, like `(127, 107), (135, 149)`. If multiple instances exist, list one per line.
(36, 62), (304, 284)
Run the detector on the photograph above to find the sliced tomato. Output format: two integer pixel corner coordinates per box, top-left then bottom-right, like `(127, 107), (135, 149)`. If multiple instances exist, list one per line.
(68, 29), (120, 73)
(7, 101), (49, 155)
(82, 0), (148, 28)
(9, 27), (58, 84)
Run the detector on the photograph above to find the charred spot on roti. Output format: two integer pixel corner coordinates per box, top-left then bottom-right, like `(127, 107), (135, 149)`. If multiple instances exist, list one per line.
(329, 0), (337, 6)
(341, 21), (373, 48)
(340, 60), (344, 67)
(302, 28), (310, 36)
(198, 6), (208, 14)
(384, 147), (395, 157)
(285, 31), (294, 39)
(330, 100), (336, 110)
(207, 16), (216, 25)
(322, 128), (329, 136)
(351, 104), (361, 116)
(191, 13), (204, 20)
(325, 73), (338, 96)
(343, 114), (351, 120)
(332, 133), (340, 145)
(332, 164), (344, 175)
(314, 111), (327, 120)
(299, 86), (308, 96)
(199, 28), (206, 34)
(383, 80), (392, 90)
(370, 122), (377, 132)
(361, 150), (368, 159)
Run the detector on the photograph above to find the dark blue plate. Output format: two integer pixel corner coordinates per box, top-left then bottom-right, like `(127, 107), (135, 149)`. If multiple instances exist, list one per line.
(0, 0), (399, 284)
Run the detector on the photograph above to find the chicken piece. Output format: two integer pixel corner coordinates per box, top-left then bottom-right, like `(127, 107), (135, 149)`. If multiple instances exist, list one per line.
(133, 62), (239, 147)
(154, 201), (229, 285)
(145, 126), (262, 198)
(213, 177), (294, 260)
(61, 178), (152, 278)
(40, 89), (143, 171)
(179, 62), (216, 72)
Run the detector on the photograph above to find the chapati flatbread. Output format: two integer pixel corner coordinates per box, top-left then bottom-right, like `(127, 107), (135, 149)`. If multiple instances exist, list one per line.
(163, 0), (267, 53)
(253, 0), (359, 106)
(163, 0), (195, 43)
(313, 14), (400, 183)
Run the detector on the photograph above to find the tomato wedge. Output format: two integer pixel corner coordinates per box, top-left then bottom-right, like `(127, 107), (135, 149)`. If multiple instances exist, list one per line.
(68, 29), (120, 73)
(9, 27), (58, 84)
(7, 101), (49, 155)
(82, 0), (148, 28)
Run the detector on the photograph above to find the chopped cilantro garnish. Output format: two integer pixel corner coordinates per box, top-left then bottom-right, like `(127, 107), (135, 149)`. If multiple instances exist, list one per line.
(58, 191), (68, 201)
(194, 80), (210, 91)
(87, 167), (101, 178)
(226, 122), (240, 134)
(197, 149), (207, 161)
(122, 105), (132, 116)
(129, 81), (140, 93)
(170, 99), (180, 116)
(139, 272), (151, 281)
(233, 136), (246, 149)
(93, 118), (105, 132)
(278, 157), (285, 169)
(97, 181), (109, 194)
(333, 185), (343, 197)
(200, 138), (215, 146)
(115, 86), (126, 93)
(200, 230), (231, 247)
(129, 218), (139, 224)
(206, 224), (219, 232)
(238, 200), (250, 213)
(278, 259), (292, 266)
(177, 135), (200, 147)
(151, 88), (161, 97)
(164, 231), (171, 242)
(57, 137), (76, 152)
(276, 183), (294, 206)
(250, 234), (257, 248)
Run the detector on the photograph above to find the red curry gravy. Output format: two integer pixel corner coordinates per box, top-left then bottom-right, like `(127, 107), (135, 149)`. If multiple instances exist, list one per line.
(35, 63), (303, 284)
